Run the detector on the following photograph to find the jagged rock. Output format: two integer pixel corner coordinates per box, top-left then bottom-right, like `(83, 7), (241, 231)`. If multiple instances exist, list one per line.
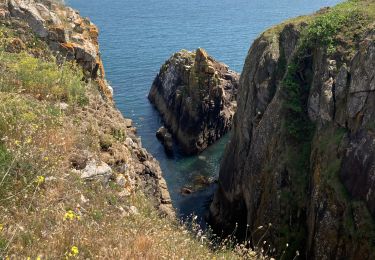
(209, 10), (375, 259)
(149, 48), (239, 154)
(340, 130), (375, 216)
(6, 0), (112, 99)
(156, 126), (173, 154)
(8, 0), (49, 38)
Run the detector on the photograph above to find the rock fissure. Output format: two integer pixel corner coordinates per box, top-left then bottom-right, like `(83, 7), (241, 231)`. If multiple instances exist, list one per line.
(209, 2), (375, 258)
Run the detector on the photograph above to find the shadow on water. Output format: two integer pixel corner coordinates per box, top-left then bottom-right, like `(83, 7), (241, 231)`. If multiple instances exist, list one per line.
(164, 126), (232, 228)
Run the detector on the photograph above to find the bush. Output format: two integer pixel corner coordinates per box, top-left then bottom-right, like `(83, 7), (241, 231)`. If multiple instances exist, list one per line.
(299, 0), (365, 54)
(0, 52), (87, 105)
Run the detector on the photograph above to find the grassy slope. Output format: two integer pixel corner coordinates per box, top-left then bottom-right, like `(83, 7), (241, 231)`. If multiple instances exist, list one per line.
(0, 18), (250, 259)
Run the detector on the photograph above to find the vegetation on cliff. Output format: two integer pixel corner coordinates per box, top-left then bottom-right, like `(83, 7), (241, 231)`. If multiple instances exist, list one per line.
(0, 1), (249, 259)
(210, 0), (375, 259)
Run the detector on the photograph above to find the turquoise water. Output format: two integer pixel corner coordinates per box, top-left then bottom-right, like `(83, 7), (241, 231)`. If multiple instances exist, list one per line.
(66, 0), (342, 221)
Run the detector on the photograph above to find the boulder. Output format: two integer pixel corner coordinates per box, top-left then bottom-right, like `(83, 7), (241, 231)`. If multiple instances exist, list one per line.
(80, 160), (112, 184)
(156, 126), (173, 154)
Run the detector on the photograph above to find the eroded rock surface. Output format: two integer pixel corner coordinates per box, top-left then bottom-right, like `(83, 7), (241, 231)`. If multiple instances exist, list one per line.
(149, 48), (239, 154)
(209, 10), (375, 260)
(2, 0), (112, 99)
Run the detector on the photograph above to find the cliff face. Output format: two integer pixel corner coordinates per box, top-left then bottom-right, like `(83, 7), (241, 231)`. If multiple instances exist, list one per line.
(148, 48), (239, 154)
(210, 1), (375, 259)
(3, 0), (112, 98)
(0, 0), (173, 217)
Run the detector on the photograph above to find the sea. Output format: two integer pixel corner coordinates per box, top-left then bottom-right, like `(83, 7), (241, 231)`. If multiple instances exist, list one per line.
(67, 0), (342, 223)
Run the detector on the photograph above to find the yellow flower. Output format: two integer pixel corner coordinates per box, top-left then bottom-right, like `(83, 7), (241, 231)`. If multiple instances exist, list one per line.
(71, 246), (79, 256)
(36, 175), (45, 185)
(44, 156), (49, 161)
(15, 140), (21, 146)
(0, 224), (3, 232)
(63, 210), (76, 221)
(36, 257), (42, 260)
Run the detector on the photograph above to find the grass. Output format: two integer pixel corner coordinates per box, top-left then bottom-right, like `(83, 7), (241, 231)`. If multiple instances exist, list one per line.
(0, 52), (88, 105)
(0, 13), (256, 260)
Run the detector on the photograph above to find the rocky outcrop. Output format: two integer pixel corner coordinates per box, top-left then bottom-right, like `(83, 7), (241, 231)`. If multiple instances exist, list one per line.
(2, 0), (112, 99)
(210, 5), (375, 260)
(0, 0), (174, 217)
(149, 48), (239, 154)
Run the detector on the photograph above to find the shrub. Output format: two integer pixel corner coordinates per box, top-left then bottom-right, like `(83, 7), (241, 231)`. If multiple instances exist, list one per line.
(299, 0), (365, 54)
(0, 52), (87, 105)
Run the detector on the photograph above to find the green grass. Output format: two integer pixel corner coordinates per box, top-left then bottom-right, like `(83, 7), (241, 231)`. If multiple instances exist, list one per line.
(0, 52), (88, 105)
(299, 1), (364, 54)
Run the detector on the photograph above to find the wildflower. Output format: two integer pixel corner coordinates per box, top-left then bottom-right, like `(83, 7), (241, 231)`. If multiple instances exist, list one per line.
(44, 156), (49, 161)
(63, 210), (76, 221)
(15, 140), (21, 146)
(70, 246), (79, 256)
(0, 224), (3, 232)
(36, 257), (41, 260)
(36, 175), (45, 185)
(66, 246), (79, 258)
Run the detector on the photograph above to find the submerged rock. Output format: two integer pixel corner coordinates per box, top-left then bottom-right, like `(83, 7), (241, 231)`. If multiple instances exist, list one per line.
(180, 187), (193, 195)
(149, 48), (239, 155)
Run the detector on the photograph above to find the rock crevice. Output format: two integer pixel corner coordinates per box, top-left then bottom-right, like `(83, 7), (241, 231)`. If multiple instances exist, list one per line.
(210, 8), (375, 259)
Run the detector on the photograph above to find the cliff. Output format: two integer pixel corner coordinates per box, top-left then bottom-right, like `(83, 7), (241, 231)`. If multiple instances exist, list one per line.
(149, 48), (239, 154)
(209, 1), (375, 259)
(0, 0), (230, 258)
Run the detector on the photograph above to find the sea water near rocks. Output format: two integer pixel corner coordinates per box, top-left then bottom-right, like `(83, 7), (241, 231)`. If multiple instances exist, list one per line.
(67, 0), (342, 223)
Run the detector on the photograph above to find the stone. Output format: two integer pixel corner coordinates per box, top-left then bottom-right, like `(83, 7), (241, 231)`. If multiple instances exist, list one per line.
(80, 160), (112, 183)
(149, 48), (239, 154)
(180, 187), (193, 195)
(192, 175), (211, 187)
(9, 0), (49, 38)
(7, 0), (112, 99)
(156, 126), (173, 154)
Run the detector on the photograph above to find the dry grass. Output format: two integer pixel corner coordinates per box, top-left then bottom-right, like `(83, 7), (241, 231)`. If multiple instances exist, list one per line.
(0, 18), (261, 260)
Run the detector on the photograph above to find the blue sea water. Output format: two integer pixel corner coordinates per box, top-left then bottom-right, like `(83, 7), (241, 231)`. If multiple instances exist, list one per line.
(67, 0), (342, 221)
